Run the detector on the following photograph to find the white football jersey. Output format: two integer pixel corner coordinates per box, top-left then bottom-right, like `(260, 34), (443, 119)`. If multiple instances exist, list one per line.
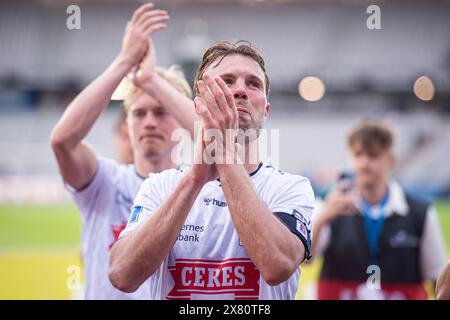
(120, 163), (315, 300)
(66, 156), (149, 299)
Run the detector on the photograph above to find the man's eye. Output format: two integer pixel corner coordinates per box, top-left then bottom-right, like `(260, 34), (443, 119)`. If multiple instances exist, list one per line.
(154, 109), (166, 117)
(135, 111), (145, 118)
(249, 81), (261, 88)
(223, 78), (233, 86)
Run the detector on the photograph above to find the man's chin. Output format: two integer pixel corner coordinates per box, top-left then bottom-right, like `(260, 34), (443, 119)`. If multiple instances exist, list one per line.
(358, 178), (378, 189)
(237, 118), (255, 132)
(238, 121), (262, 140)
(140, 145), (163, 158)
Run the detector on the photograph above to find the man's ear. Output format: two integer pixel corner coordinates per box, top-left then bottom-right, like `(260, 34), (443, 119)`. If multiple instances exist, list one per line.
(264, 102), (271, 119)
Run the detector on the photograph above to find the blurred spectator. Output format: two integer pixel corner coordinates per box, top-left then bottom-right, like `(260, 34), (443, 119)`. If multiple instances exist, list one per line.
(436, 261), (450, 300)
(311, 119), (447, 299)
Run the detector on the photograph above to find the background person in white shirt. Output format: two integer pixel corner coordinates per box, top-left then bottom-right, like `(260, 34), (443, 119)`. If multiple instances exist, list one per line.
(50, 2), (197, 299)
(109, 40), (315, 300)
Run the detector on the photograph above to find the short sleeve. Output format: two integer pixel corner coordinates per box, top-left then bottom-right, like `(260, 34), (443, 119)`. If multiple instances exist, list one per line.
(119, 168), (181, 239)
(64, 156), (116, 218)
(268, 175), (316, 261)
(268, 175), (315, 218)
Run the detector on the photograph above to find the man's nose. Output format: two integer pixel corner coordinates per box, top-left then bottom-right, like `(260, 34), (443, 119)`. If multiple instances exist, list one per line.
(360, 155), (372, 168)
(143, 113), (158, 129)
(233, 81), (248, 100)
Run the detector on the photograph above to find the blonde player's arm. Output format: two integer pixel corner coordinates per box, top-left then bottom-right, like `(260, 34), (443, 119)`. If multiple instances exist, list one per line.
(133, 61), (199, 139)
(50, 3), (168, 190)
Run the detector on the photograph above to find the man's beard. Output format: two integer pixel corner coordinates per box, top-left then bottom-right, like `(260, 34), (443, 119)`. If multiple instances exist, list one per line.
(141, 142), (164, 158)
(238, 117), (252, 131)
(237, 117), (261, 142)
(358, 175), (379, 190)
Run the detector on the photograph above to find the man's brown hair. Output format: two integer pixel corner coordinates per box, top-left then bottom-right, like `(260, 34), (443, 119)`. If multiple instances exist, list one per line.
(193, 40), (270, 97)
(347, 119), (394, 155)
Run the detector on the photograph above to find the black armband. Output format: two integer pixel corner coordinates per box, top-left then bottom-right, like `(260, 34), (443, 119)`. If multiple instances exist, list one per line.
(273, 211), (312, 262)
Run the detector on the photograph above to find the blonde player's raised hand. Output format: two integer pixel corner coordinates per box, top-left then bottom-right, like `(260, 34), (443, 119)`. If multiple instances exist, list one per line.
(132, 38), (159, 92)
(119, 3), (169, 72)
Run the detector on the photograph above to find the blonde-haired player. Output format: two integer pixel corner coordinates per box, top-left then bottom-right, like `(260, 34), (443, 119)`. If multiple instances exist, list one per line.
(50, 3), (196, 299)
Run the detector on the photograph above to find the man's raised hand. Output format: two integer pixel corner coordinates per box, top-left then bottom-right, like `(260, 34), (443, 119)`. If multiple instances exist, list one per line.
(119, 3), (169, 73)
(194, 74), (240, 165)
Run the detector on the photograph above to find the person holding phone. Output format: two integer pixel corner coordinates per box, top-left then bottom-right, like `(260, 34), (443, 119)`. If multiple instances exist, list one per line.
(310, 119), (447, 300)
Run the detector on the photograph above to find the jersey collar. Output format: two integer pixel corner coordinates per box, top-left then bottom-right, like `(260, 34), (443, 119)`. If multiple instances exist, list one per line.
(355, 180), (409, 218)
(249, 161), (264, 177)
(215, 162), (264, 184)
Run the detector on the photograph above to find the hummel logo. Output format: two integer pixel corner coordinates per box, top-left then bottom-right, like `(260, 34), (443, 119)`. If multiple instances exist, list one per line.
(203, 198), (227, 207)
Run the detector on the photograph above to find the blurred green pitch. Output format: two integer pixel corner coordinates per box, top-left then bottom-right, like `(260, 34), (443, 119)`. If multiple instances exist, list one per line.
(1, 203), (449, 299)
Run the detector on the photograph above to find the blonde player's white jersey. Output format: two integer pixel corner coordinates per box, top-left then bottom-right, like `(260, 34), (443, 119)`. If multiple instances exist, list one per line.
(120, 163), (315, 300)
(66, 156), (149, 299)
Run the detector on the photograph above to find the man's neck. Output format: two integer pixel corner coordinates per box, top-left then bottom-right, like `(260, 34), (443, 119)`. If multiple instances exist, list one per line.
(358, 179), (389, 205)
(243, 162), (260, 175)
(241, 140), (260, 174)
(134, 154), (176, 178)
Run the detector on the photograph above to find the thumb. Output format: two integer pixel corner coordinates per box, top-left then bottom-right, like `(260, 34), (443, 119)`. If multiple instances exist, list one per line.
(127, 66), (138, 82)
(135, 67), (151, 83)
